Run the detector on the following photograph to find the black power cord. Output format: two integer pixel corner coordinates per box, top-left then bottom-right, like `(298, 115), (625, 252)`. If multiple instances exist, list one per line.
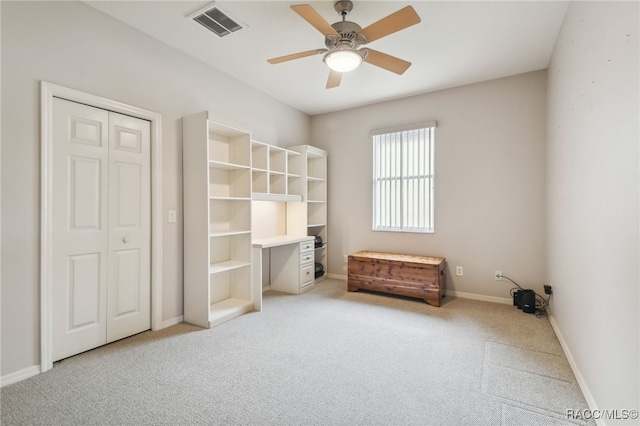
(501, 274), (550, 317)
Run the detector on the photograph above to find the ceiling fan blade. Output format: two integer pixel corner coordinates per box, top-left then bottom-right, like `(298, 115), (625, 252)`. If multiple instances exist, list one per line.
(291, 4), (340, 37)
(363, 49), (412, 75)
(359, 6), (421, 43)
(267, 49), (322, 64)
(326, 69), (342, 89)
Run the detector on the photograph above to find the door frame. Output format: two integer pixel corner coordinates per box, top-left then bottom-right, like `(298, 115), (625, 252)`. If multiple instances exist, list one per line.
(40, 81), (163, 373)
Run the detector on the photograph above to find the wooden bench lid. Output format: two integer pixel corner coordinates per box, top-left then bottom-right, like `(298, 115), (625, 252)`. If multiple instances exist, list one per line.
(349, 251), (445, 265)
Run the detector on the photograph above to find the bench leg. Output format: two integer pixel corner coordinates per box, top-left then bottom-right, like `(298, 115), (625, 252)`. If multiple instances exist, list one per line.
(424, 297), (441, 307)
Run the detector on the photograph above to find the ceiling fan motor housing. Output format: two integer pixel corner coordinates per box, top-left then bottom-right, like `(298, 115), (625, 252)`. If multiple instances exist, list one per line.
(325, 20), (367, 49)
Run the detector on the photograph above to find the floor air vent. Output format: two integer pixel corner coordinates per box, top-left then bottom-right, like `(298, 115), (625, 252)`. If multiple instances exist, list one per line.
(189, 3), (247, 38)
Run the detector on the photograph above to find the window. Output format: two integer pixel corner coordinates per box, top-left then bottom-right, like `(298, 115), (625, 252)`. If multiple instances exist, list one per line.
(372, 122), (436, 233)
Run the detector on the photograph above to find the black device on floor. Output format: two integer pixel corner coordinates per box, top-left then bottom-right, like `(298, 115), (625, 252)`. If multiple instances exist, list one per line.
(513, 289), (522, 307)
(521, 290), (536, 314)
(513, 289), (536, 314)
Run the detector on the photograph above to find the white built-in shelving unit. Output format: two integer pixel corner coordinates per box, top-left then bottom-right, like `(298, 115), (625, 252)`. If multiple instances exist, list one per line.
(289, 145), (328, 280)
(183, 112), (257, 328)
(183, 112), (329, 328)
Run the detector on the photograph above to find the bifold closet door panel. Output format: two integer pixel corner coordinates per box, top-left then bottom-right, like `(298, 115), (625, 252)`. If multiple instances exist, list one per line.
(106, 111), (151, 343)
(52, 98), (110, 361)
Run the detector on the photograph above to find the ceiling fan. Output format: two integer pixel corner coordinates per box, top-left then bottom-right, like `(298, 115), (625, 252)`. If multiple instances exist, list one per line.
(267, 1), (421, 89)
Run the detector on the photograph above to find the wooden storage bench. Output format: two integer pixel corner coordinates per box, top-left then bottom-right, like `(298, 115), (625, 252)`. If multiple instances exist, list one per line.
(347, 251), (446, 307)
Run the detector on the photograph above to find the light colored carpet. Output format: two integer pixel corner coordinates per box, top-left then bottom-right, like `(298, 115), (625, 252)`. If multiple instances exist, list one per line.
(1, 278), (593, 425)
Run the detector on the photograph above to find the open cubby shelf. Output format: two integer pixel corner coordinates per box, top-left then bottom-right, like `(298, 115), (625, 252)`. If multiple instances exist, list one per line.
(251, 140), (303, 201)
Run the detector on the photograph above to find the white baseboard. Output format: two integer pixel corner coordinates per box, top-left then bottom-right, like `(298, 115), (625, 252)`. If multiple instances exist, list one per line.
(1, 365), (41, 388)
(326, 273), (346, 280)
(446, 290), (513, 305)
(159, 315), (184, 329)
(548, 314), (601, 424)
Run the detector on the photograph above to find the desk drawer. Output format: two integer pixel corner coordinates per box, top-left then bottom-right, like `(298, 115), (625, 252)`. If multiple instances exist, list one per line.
(300, 240), (314, 253)
(300, 262), (314, 287)
(300, 252), (314, 264)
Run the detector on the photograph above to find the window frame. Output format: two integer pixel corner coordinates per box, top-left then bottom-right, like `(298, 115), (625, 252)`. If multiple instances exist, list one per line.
(371, 121), (437, 234)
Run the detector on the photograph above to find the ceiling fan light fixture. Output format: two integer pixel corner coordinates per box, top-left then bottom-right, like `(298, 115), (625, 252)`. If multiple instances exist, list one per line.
(323, 47), (363, 73)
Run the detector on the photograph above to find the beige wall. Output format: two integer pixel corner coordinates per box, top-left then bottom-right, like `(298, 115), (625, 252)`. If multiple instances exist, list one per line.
(546, 1), (639, 417)
(0, 1), (310, 377)
(310, 71), (548, 301)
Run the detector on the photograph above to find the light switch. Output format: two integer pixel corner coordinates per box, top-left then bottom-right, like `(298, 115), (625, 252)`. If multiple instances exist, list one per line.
(168, 210), (177, 223)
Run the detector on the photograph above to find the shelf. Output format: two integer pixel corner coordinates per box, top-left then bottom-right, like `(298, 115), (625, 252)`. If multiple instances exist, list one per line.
(209, 199), (250, 234)
(208, 123), (251, 167)
(308, 223), (327, 228)
(307, 199), (326, 203)
(269, 146), (287, 174)
(307, 179), (326, 201)
(307, 201), (326, 225)
(209, 298), (254, 328)
(209, 196), (251, 201)
(252, 193), (302, 202)
(209, 167), (250, 198)
(307, 176), (325, 182)
(287, 150), (302, 178)
(208, 119), (251, 138)
(287, 175), (302, 198)
(209, 233), (250, 267)
(208, 137), (251, 162)
(251, 141), (269, 170)
(209, 230), (251, 237)
(209, 160), (250, 171)
(252, 170), (268, 193)
(307, 154), (326, 182)
(269, 172), (286, 194)
(209, 260), (251, 274)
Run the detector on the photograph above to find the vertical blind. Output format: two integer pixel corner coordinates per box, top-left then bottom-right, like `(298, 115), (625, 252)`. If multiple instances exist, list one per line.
(372, 122), (436, 233)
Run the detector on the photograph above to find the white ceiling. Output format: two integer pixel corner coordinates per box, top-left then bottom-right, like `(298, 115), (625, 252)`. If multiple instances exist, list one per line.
(86, 1), (569, 116)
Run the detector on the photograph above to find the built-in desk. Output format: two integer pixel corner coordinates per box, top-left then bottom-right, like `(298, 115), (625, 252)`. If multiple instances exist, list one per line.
(252, 235), (315, 295)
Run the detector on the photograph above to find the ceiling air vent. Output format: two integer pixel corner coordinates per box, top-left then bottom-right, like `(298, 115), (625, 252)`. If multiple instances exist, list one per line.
(189, 3), (247, 38)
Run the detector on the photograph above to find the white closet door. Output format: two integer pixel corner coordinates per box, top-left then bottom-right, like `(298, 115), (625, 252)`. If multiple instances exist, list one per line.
(107, 111), (150, 341)
(51, 98), (150, 362)
(52, 98), (110, 361)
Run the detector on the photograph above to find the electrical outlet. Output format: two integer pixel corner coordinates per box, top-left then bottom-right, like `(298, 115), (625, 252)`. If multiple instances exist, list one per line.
(343, 255), (348, 263)
(456, 266), (463, 276)
(495, 271), (503, 281)
(544, 284), (553, 295)
(168, 210), (177, 223)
